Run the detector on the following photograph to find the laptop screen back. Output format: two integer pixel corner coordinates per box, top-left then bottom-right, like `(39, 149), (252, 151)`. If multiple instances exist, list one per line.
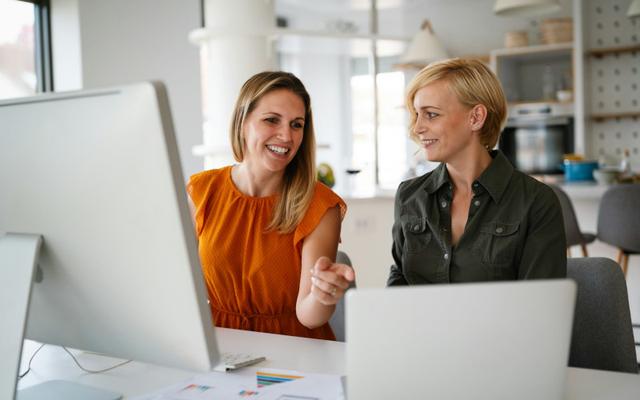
(346, 280), (576, 400)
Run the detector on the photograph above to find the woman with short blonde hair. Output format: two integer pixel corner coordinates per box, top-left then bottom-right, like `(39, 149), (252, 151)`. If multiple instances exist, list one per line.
(326, 58), (566, 284)
(405, 58), (507, 150)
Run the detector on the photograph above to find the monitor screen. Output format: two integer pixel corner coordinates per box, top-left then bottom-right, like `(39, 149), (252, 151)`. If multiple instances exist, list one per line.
(0, 82), (218, 374)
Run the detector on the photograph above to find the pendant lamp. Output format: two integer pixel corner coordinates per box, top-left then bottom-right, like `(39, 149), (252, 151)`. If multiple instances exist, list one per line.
(494, 0), (561, 16)
(400, 20), (449, 68)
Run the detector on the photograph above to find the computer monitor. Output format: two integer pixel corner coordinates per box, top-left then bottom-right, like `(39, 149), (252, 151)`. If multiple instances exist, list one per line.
(0, 82), (219, 398)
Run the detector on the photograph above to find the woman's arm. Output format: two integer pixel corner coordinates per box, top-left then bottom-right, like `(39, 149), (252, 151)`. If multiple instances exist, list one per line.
(296, 206), (355, 329)
(518, 186), (567, 279)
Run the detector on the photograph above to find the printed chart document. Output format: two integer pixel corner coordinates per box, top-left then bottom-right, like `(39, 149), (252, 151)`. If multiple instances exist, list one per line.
(132, 368), (344, 400)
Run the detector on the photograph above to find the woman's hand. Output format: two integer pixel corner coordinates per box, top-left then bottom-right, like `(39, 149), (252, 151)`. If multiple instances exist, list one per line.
(310, 256), (355, 305)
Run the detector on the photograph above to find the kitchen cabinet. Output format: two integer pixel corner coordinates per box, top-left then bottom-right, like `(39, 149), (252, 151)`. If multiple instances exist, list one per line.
(490, 42), (574, 105)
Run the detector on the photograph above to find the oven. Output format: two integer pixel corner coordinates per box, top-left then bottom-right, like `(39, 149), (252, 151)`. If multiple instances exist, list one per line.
(499, 103), (574, 175)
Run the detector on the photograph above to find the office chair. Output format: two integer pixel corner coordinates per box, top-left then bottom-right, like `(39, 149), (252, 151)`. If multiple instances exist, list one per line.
(329, 250), (356, 342)
(597, 184), (640, 277)
(549, 184), (596, 257)
(567, 257), (638, 374)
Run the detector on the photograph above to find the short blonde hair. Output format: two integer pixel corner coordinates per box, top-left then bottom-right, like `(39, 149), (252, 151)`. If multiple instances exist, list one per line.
(229, 71), (316, 234)
(406, 58), (507, 149)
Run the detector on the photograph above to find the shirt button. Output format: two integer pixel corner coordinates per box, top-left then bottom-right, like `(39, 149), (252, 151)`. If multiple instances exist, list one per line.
(441, 201), (447, 208)
(473, 183), (478, 188)
(444, 253), (449, 260)
(496, 227), (504, 234)
(474, 200), (481, 206)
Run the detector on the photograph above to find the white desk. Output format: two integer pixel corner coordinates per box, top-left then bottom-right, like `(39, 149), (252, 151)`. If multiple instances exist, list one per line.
(18, 328), (640, 399)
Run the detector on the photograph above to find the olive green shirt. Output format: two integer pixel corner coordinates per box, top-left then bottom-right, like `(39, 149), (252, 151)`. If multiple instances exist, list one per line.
(387, 150), (566, 285)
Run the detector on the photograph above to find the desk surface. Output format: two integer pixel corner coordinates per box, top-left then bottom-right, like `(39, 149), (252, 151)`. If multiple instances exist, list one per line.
(18, 328), (640, 399)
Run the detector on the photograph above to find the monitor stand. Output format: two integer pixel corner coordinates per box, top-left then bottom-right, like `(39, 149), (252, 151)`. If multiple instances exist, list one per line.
(0, 233), (122, 400)
(0, 233), (41, 400)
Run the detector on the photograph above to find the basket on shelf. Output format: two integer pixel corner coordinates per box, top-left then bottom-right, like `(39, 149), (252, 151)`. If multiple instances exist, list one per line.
(540, 18), (573, 44)
(505, 31), (529, 48)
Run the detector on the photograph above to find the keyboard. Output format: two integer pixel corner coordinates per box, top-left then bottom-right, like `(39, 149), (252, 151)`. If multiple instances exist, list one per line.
(214, 352), (266, 372)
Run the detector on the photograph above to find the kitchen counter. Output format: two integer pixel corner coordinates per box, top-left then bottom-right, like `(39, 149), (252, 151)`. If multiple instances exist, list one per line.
(340, 180), (612, 201)
(557, 181), (611, 200)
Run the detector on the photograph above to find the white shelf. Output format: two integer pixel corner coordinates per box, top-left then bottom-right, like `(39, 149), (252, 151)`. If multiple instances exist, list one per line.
(491, 42), (573, 60)
(189, 26), (409, 45)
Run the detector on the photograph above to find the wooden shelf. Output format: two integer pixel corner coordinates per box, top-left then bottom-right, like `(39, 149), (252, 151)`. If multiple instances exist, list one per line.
(590, 112), (640, 122)
(587, 45), (640, 58)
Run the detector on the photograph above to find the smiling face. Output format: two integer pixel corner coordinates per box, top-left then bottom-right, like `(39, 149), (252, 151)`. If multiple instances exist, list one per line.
(241, 88), (306, 175)
(412, 79), (480, 164)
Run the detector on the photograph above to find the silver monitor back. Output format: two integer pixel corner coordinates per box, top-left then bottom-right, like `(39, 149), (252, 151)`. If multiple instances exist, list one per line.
(0, 82), (218, 372)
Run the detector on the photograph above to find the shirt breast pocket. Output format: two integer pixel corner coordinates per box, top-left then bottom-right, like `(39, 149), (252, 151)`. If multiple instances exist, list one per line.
(474, 221), (520, 266)
(403, 218), (432, 253)
(402, 217), (442, 283)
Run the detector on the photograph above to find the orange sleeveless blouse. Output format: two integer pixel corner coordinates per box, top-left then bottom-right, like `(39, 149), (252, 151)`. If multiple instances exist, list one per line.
(187, 166), (346, 340)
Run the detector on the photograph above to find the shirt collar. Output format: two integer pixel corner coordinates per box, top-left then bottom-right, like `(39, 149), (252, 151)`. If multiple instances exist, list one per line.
(423, 162), (451, 194)
(476, 150), (513, 204)
(422, 150), (513, 203)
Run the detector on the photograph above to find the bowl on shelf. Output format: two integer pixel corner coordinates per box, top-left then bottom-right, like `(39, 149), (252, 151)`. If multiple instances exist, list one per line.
(556, 90), (573, 103)
(593, 168), (620, 185)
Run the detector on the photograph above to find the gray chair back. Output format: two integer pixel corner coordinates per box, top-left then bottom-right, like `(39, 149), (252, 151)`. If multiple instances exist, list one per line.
(329, 250), (355, 342)
(567, 257), (638, 373)
(550, 184), (589, 248)
(597, 184), (640, 252)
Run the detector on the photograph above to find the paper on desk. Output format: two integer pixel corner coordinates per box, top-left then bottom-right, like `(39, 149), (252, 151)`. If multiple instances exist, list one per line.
(131, 370), (256, 400)
(131, 367), (344, 400)
(255, 368), (344, 400)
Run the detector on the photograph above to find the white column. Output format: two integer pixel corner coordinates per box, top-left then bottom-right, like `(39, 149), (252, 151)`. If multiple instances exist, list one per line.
(190, 0), (277, 169)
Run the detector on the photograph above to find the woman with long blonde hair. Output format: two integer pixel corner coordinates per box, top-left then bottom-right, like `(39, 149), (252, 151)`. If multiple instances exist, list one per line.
(188, 71), (354, 340)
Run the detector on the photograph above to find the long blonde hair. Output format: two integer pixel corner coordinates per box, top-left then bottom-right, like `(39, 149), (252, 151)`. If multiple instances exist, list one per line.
(406, 58), (507, 149)
(229, 71), (316, 233)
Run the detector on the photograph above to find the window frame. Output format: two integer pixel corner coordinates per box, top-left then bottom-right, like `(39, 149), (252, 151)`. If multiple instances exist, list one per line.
(18, 0), (53, 92)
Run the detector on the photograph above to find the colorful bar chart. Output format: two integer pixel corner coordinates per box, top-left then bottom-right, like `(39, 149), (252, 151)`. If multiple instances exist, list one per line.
(256, 371), (304, 387)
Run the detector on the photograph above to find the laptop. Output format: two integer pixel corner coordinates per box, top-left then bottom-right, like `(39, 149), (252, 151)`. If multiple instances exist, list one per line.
(346, 279), (576, 400)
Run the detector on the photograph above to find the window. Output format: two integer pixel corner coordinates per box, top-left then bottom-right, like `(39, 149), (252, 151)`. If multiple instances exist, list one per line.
(275, 1), (411, 196)
(0, 0), (52, 100)
(350, 61), (408, 194)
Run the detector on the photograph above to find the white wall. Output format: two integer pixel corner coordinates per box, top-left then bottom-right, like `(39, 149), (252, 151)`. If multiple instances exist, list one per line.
(50, 0), (204, 179)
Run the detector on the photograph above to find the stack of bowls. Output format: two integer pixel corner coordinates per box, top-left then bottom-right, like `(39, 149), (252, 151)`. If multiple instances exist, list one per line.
(593, 167), (620, 185)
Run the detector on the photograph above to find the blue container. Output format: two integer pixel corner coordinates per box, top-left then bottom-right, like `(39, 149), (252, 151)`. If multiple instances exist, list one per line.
(564, 160), (598, 181)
